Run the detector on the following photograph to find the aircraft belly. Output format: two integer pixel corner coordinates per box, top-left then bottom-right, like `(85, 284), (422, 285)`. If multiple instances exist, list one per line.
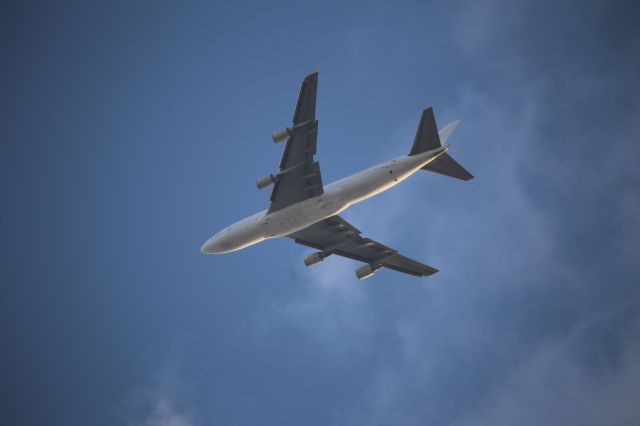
(257, 155), (430, 240)
(262, 193), (346, 238)
(339, 166), (415, 206)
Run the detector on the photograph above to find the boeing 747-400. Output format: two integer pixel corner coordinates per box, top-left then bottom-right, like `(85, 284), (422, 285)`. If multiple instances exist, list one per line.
(201, 71), (473, 279)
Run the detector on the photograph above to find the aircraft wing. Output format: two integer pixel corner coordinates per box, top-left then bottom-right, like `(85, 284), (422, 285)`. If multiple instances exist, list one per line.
(268, 71), (323, 213)
(288, 215), (438, 277)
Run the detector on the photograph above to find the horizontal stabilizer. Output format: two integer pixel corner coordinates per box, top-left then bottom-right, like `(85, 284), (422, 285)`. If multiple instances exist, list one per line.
(422, 153), (473, 181)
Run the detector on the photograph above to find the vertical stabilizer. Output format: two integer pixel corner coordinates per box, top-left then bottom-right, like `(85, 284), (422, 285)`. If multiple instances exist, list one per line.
(409, 107), (441, 156)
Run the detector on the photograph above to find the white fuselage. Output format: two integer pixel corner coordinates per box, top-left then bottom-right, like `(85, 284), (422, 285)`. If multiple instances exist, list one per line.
(200, 145), (449, 254)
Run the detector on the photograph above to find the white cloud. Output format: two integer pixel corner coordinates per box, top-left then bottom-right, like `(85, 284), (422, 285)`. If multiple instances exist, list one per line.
(116, 359), (198, 426)
(264, 253), (377, 361)
(134, 395), (196, 426)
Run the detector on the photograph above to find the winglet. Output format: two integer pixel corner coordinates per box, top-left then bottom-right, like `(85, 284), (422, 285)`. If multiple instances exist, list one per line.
(293, 71), (318, 125)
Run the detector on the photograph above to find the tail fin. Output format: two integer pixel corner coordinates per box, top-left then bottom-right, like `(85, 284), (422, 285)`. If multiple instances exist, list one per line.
(410, 107), (474, 181)
(409, 108), (441, 155)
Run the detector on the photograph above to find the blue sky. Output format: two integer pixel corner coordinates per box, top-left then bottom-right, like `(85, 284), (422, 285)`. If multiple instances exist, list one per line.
(2, 1), (640, 425)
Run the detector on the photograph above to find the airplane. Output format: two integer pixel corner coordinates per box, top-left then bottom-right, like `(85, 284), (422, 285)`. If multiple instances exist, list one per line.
(200, 71), (473, 279)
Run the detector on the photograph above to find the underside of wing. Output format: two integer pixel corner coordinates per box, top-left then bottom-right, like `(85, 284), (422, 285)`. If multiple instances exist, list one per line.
(267, 71), (323, 213)
(288, 215), (438, 279)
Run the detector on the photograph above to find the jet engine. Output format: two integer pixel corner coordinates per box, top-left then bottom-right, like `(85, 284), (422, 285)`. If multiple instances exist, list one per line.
(304, 252), (326, 267)
(272, 127), (292, 144)
(355, 264), (377, 280)
(256, 174), (278, 190)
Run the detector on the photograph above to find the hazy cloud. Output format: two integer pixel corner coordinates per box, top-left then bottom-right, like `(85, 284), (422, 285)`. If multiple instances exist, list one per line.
(256, 1), (640, 425)
(4, 1), (639, 425)
(117, 359), (198, 426)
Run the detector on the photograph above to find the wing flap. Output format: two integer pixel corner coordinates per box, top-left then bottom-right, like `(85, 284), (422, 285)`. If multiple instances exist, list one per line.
(277, 119), (318, 169)
(270, 160), (323, 209)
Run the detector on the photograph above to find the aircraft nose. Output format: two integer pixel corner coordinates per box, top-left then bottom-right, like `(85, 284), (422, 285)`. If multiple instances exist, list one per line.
(200, 238), (220, 254)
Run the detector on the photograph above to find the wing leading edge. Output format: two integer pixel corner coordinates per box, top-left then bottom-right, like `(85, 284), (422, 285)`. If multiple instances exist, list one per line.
(288, 215), (438, 278)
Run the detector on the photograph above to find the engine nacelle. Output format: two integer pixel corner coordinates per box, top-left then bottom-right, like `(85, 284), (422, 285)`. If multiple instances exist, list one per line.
(256, 174), (278, 190)
(355, 264), (376, 280)
(304, 252), (325, 267)
(272, 127), (292, 144)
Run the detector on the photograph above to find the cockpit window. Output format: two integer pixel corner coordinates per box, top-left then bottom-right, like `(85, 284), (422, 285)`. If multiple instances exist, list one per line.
(214, 227), (230, 237)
